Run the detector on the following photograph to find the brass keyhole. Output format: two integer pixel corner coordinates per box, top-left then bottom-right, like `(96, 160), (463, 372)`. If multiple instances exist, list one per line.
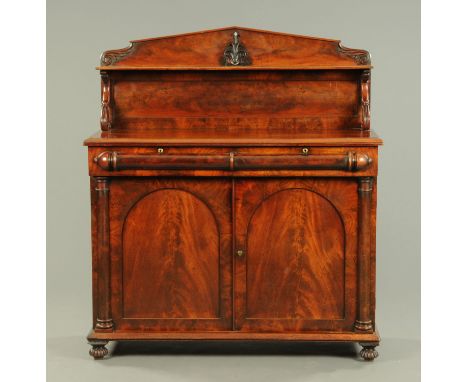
(157, 147), (164, 154)
(302, 147), (309, 155)
(236, 250), (244, 257)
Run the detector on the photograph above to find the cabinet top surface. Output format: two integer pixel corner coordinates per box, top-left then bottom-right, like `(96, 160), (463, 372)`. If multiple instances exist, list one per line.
(97, 26), (371, 70)
(84, 128), (382, 147)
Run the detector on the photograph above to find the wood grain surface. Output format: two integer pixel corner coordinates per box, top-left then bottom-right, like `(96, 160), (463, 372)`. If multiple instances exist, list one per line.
(122, 189), (220, 319)
(84, 129), (383, 147)
(97, 26), (370, 70)
(245, 188), (345, 319)
(113, 76), (358, 118)
(109, 178), (232, 331)
(234, 178), (358, 332)
(87, 146), (379, 178)
(88, 328), (381, 342)
(104, 70), (362, 131)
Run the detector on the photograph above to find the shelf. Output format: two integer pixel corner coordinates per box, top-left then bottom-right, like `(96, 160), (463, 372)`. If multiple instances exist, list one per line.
(84, 129), (383, 147)
(97, 65), (372, 71)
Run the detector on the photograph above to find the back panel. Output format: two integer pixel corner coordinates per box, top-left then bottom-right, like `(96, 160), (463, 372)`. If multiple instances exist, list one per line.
(109, 70), (362, 131)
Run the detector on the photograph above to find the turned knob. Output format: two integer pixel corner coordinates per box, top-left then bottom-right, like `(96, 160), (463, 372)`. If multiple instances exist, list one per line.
(347, 152), (372, 171)
(94, 151), (117, 171)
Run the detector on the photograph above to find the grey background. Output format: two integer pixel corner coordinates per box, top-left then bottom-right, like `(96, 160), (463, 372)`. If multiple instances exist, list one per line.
(47, 0), (420, 380)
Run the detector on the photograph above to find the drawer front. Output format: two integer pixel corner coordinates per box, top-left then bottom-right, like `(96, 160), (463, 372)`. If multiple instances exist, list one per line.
(88, 146), (378, 177)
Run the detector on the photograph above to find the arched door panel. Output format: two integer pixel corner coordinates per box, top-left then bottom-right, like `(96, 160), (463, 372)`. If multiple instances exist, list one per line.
(234, 179), (358, 332)
(122, 189), (219, 318)
(109, 178), (232, 331)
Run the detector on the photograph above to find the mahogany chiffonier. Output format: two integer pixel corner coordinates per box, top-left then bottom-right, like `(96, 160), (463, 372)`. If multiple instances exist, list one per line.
(84, 27), (383, 361)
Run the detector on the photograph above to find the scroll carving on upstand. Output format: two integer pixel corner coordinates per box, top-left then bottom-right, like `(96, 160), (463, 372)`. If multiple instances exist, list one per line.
(222, 32), (251, 66)
(100, 71), (112, 131)
(337, 42), (371, 65)
(100, 43), (137, 66)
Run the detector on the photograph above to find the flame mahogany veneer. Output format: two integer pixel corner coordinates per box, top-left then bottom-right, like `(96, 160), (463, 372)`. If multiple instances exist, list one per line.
(84, 27), (382, 361)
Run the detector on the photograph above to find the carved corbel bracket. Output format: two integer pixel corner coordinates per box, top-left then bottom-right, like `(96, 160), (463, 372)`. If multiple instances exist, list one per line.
(100, 72), (112, 131)
(360, 70), (371, 130)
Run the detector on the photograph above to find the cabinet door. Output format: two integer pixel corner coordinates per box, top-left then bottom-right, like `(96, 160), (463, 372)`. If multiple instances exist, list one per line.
(234, 178), (357, 332)
(109, 178), (232, 331)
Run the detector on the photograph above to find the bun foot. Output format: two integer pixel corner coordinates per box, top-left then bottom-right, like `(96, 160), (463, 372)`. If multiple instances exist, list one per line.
(359, 343), (379, 361)
(88, 340), (109, 360)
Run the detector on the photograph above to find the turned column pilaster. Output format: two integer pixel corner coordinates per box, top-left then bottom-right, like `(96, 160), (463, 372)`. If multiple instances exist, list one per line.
(354, 177), (374, 332)
(94, 177), (113, 331)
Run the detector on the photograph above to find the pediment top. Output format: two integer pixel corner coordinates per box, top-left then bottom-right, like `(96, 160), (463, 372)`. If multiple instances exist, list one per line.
(98, 27), (371, 70)
(128, 26), (341, 43)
